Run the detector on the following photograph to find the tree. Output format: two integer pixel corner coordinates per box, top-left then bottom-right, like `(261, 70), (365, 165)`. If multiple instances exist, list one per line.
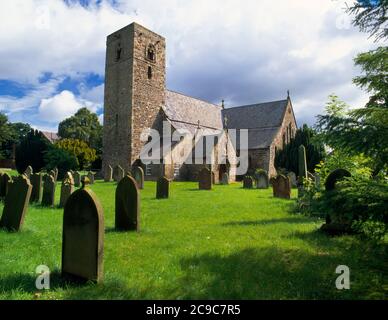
(15, 130), (50, 173)
(44, 146), (78, 180)
(347, 0), (388, 41)
(275, 124), (326, 176)
(55, 138), (97, 170)
(58, 108), (102, 152)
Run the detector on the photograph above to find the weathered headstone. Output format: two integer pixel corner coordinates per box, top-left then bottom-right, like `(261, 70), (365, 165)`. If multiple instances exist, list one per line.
(198, 167), (212, 190)
(30, 173), (43, 203)
(24, 166), (33, 179)
(113, 165), (125, 182)
(287, 171), (297, 188)
(115, 175), (140, 231)
(42, 174), (56, 207)
(298, 145), (308, 183)
(271, 175), (291, 199)
(255, 170), (269, 189)
(243, 176), (253, 189)
(87, 172), (95, 184)
(104, 165), (113, 182)
(54, 168), (59, 182)
(0, 173), (12, 198)
(62, 177), (104, 283)
(325, 169), (351, 191)
(0, 175), (32, 231)
(221, 173), (229, 185)
(73, 172), (81, 188)
(156, 176), (170, 199)
(133, 166), (144, 189)
(59, 172), (75, 208)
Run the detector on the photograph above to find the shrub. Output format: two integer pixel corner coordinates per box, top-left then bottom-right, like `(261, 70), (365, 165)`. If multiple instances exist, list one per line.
(43, 146), (78, 180)
(55, 138), (97, 170)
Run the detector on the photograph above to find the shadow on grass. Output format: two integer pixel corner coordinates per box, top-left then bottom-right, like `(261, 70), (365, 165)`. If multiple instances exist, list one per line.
(222, 216), (315, 227)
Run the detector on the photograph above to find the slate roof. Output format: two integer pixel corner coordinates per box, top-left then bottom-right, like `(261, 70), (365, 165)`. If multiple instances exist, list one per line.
(41, 131), (60, 144)
(163, 90), (289, 149)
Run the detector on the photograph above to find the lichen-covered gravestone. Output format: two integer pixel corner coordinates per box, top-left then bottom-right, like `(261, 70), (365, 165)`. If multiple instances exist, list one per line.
(62, 177), (104, 283)
(87, 172), (95, 184)
(24, 166), (33, 180)
(221, 173), (229, 185)
(0, 175), (32, 231)
(243, 176), (253, 189)
(198, 167), (212, 190)
(113, 165), (125, 182)
(59, 172), (75, 208)
(271, 175), (291, 199)
(73, 172), (81, 188)
(287, 172), (297, 188)
(30, 173), (43, 203)
(115, 175), (140, 231)
(42, 174), (56, 207)
(104, 165), (113, 182)
(254, 170), (269, 189)
(156, 176), (170, 199)
(133, 166), (144, 189)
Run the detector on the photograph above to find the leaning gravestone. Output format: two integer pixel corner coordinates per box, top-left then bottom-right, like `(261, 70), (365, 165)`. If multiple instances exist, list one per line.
(255, 170), (269, 189)
(156, 176), (170, 199)
(87, 172), (95, 185)
(0, 175), (32, 231)
(0, 173), (12, 198)
(62, 177), (104, 283)
(221, 173), (229, 185)
(73, 172), (81, 188)
(42, 174), (56, 207)
(24, 166), (33, 180)
(271, 175), (291, 199)
(30, 173), (43, 203)
(59, 172), (75, 208)
(115, 175), (140, 231)
(325, 169), (351, 191)
(113, 165), (125, 182)
(104, 165), (113, 182)
(133, 166), (144, 189)
(198, 167), (212, 190)
(243, 176), (253, 189)
(287, 171), (297, 188)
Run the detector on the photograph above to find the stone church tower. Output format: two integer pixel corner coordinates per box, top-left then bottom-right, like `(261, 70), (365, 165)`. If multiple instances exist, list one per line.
(102, 23), (166, 172)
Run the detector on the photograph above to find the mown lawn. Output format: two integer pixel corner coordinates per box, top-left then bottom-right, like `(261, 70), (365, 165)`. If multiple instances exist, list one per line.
(0, 178), (386, 300)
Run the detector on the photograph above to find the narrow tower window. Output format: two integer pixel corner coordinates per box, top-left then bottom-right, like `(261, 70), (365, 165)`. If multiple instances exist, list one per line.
(147, 44), (156, 62)
(148, 66), (153, 79)
(116, 43), (122, 61)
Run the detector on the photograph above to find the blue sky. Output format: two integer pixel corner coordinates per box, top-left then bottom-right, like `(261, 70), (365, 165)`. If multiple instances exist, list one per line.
(0, 0), (377, 132)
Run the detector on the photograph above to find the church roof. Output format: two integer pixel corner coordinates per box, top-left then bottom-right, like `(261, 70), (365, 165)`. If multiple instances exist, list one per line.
(164, 90), (223, 135)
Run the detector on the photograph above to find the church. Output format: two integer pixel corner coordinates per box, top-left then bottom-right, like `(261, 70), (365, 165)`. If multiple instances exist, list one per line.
(102, 22), (297, 182)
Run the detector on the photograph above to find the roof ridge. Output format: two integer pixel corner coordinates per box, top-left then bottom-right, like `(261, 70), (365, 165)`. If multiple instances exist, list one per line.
(225, 99), (288, 110)
(166, 89), (221, 109)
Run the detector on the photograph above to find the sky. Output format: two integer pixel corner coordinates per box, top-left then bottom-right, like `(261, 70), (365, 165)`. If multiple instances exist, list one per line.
(0, 0), (377, 132)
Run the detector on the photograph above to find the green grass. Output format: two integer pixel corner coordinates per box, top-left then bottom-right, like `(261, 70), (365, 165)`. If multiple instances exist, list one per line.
(0, 180), (386, 300)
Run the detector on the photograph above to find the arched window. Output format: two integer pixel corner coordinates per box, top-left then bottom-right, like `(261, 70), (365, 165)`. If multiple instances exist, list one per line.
(147, 44), (156, 62)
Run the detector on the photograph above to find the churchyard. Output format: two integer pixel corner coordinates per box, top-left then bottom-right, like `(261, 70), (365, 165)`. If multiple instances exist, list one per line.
(0, 168), (386, 300)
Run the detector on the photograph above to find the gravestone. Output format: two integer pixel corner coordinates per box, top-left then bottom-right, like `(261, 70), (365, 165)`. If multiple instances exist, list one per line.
(221, 173), (229, 185)
(87, 172), (95, 184)
(133, 166), (144, 189)
(24, 166), (33, 179)
(287, 171), (297, 188)
(156, 176), (170, 199)
(271, 175), (291, 199)
(62, 177), (104, 283)
(115, 175), (140, 231)
(54, 168), (59, 182)
(243, 176), (253, 189)
(30, 173), (43, 203)
(104, 165), (113, 182)
(298, 145), (308, 183)
(59, 172), (75, 208)
(198, 167), (212, 190)
(325, 169), (351, 191)
(113, 165), (124, 182)
(0, 175), (32, 231)
(254, 170), (269, 189)
(42, 174), (56, 207)
(73, 172), (81, 188)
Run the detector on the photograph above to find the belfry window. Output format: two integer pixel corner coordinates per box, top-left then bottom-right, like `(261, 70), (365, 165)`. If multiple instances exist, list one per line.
(147, 44), (156, 62)
(148, 66), (153, 79)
